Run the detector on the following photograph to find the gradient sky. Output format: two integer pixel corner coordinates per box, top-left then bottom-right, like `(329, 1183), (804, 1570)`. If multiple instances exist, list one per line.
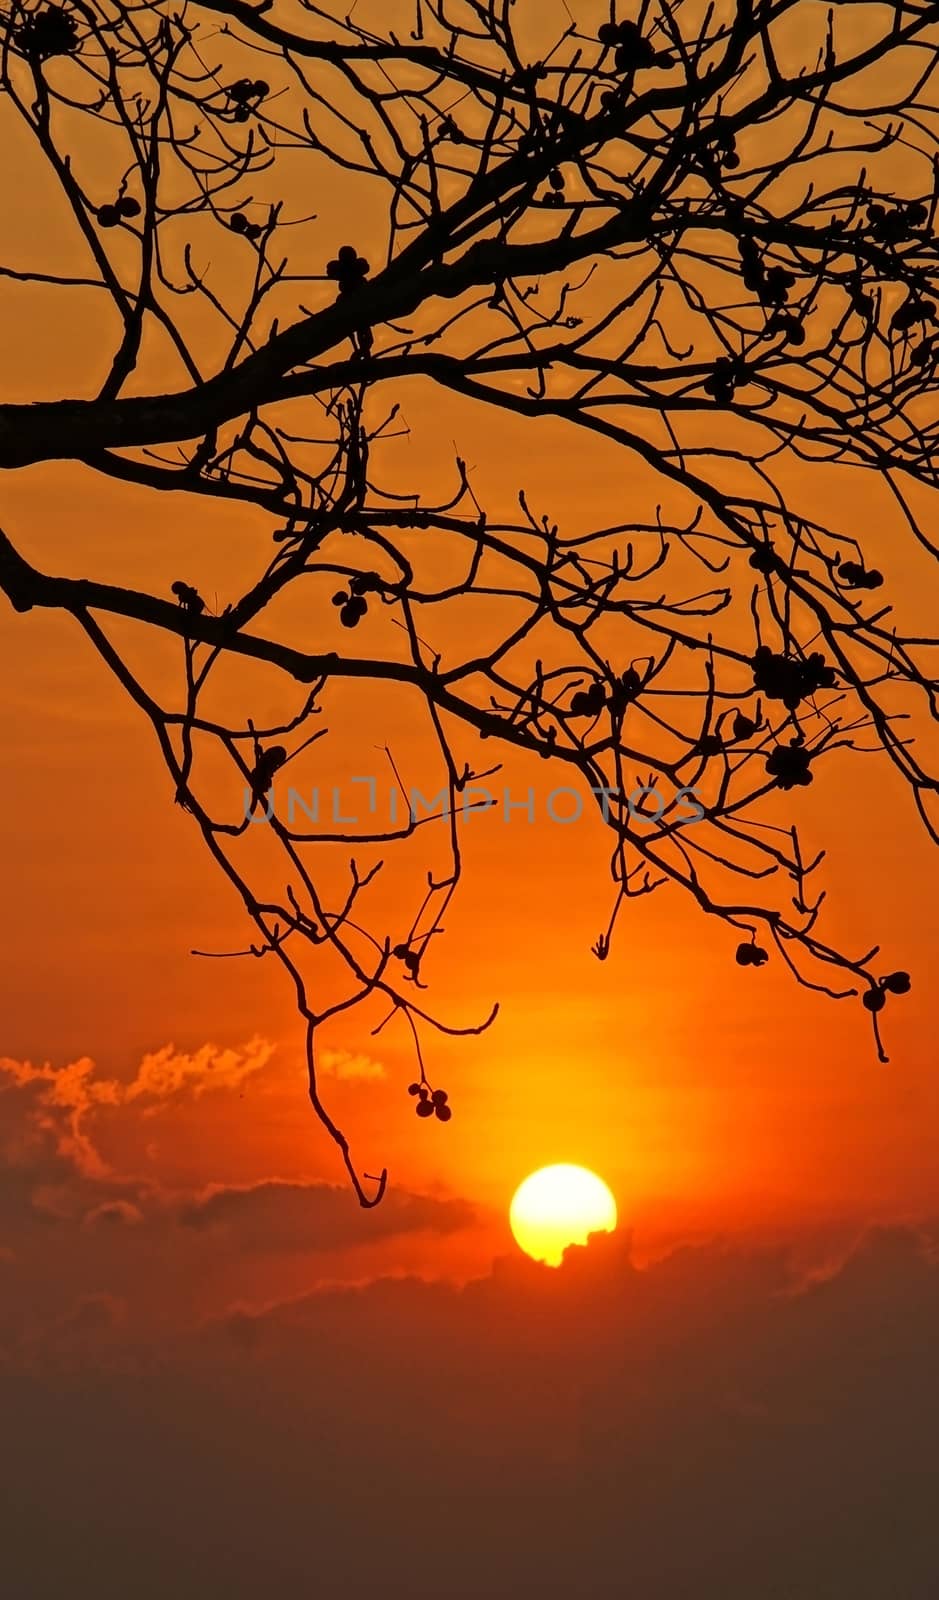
(2, 1), (939, 1593)
(3, 428), (937, 1271)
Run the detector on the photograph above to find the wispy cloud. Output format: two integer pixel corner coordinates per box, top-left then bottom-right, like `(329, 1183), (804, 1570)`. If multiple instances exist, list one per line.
(318, 1047), (386, 1082)
(178, 1178), (473, 1251)
(124, 1037), (276, 1104)
(0, 1038), (276, 1189)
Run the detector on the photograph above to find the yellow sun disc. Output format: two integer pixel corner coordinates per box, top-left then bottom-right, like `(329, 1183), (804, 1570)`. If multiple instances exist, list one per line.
(509, 1164), (617, 1267)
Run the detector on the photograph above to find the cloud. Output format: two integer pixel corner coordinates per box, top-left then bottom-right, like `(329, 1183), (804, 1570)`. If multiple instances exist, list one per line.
(2, 1223), (938, 1598)
(0, 1053), (116, 1180)
(56, 1290), (126, 1336)
(0, 1038), (276, 1211)
(123, 1037), (275, 1105)
(177, 1179), (474, 1253)
(82, 1200), (144, 1228)
(11, 1291), (129, 1373)
(318, 1047), (386, 1082)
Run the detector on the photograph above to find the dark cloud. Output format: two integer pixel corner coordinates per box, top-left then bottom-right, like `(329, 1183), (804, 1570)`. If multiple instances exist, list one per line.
(2, 1224), (938, 1598)
(0, 1051), (480, 1355)
(0, 1060), (93, 1218)
(0, 1044), (272, 1231)
(177, 1178), (476, 1252)
(82, 1200), (144, 1228)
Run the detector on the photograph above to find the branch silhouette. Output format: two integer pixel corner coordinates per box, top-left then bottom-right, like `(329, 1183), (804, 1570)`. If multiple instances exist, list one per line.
(1, 0), (937, 1196)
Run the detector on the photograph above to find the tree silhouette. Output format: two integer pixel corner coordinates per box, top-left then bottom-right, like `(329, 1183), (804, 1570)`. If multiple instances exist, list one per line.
(1, 0), (937, 1201)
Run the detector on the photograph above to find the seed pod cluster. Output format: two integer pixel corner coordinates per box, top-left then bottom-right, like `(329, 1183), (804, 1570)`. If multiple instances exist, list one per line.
(97, 196), (141, 228)
(407, 1083), (452, 1122)
(326, 245), (370, 296)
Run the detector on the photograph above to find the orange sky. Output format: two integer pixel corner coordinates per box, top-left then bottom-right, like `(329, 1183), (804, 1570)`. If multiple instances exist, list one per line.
(1, 0), (937, 1310)
(5, 6), (939, 1597)
(2, 434), (937, 1289)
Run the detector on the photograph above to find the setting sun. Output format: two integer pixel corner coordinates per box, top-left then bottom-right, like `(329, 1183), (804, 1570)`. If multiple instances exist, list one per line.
(510, 1165), (618, 1267)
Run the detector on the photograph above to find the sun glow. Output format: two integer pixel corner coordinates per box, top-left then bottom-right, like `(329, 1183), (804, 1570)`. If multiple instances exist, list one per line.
(509, 1164), (618, 1267)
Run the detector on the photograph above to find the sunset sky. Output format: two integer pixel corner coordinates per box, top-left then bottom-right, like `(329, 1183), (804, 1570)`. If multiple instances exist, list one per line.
(2, 0), (939, 1594)
(3, 369), (938, 1600)
(3, 437), (937, 1275)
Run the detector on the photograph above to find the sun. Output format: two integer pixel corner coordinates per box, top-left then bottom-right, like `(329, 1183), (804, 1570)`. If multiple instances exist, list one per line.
(509, 1164), (618, 1267)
